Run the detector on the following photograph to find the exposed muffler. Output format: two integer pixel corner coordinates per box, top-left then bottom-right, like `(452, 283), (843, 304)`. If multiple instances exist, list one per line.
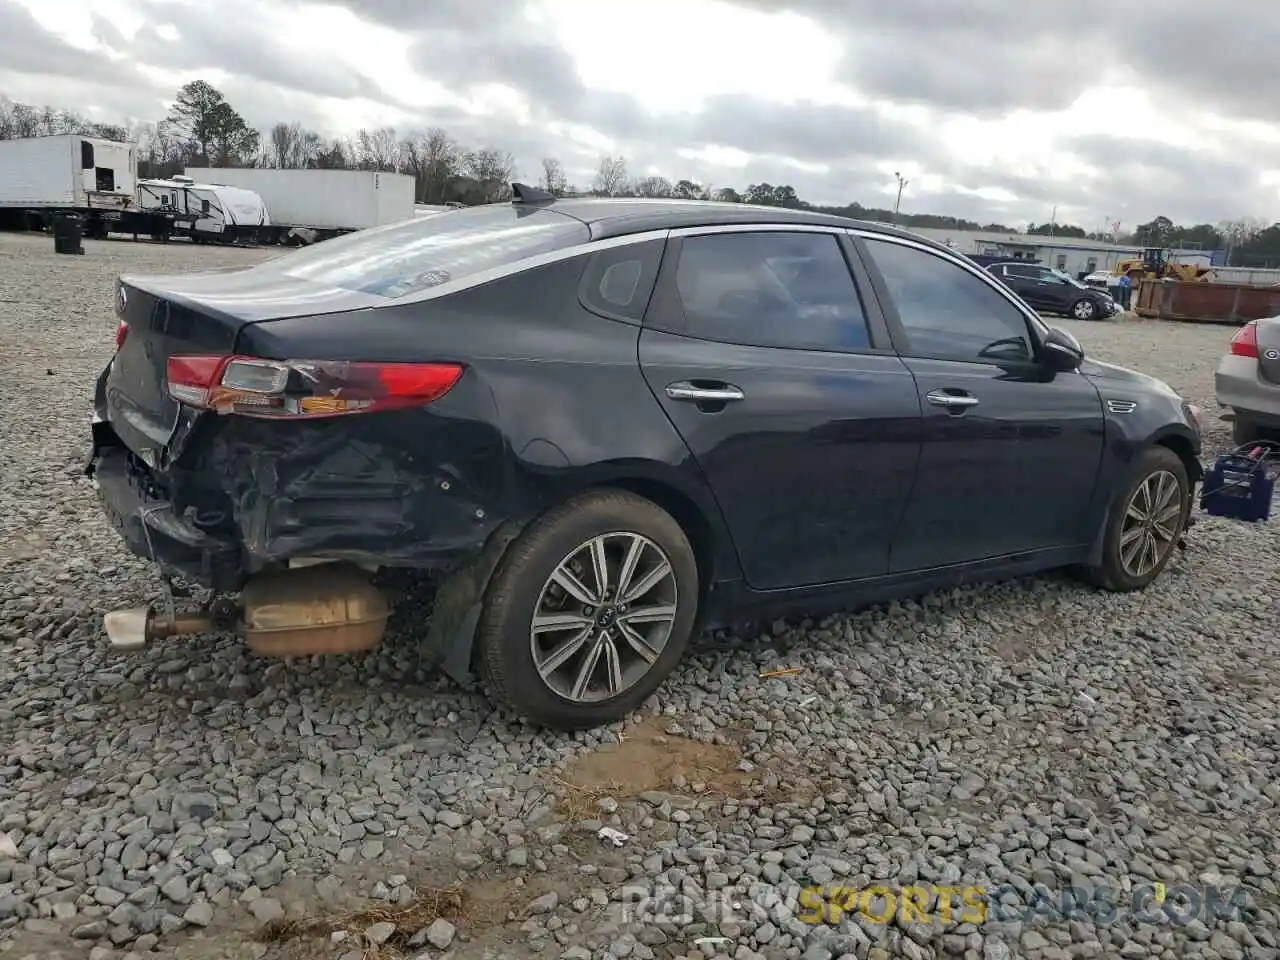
(102, 563), (390, 657)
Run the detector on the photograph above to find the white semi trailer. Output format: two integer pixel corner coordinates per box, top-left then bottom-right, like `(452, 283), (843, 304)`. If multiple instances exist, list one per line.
(0, 134), (136, 237)
(183, 167), (417, 245)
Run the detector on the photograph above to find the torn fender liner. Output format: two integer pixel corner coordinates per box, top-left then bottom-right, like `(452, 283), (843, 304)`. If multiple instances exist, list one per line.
(423, 520), (524, 686)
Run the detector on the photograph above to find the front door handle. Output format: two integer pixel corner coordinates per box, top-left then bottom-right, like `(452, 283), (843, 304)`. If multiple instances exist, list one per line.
(665, 381), (745, 403)
(926, 389), (980, 409)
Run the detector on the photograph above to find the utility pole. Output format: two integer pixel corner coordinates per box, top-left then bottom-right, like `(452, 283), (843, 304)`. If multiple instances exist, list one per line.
(1049, 205), (1057, 238)
(893, 172), (908, 223)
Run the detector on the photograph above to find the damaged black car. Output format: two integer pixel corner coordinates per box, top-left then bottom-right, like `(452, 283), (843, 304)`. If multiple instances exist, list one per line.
(88, 186), (1202, 730)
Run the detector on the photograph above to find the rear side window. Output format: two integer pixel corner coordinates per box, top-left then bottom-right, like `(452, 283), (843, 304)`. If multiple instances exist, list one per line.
(262, 205), (590, 299)
(665, 232), (872, 353)
(578, 238), (664, 323)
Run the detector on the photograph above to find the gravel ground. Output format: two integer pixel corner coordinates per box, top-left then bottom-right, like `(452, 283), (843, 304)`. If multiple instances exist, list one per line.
(2, 231), (1278, 960)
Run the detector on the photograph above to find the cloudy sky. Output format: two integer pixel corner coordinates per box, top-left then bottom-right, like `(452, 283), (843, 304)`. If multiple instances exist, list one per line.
(3, 0), (1278, 229)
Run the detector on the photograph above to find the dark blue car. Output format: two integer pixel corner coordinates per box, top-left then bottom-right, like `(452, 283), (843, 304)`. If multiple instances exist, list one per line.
(87, 189), (1203, 729)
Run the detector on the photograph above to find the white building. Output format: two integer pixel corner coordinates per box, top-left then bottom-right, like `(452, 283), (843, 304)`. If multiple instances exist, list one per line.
(896, 225), (1214, 278)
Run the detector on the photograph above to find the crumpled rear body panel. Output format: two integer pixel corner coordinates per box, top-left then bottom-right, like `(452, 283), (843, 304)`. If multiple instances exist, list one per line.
(90, 369), (514, 592)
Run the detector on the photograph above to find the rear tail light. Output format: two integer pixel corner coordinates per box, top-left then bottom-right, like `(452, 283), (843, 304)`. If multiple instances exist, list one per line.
(165, 355), (465, 418)
(115, 321), (128, 349)
(1230, 321), (1259, 358)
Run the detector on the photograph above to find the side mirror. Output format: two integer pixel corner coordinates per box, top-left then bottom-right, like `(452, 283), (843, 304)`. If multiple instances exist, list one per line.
(1043, 326), (1085, 371)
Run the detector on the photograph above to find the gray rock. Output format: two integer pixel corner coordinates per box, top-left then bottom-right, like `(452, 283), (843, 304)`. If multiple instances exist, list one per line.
(248, 898), (284, 923)
(527, 891), (560, 915)
(183, 902), (214, 927)
(160, 875), (190, 905)
(426, 916), (457, 949)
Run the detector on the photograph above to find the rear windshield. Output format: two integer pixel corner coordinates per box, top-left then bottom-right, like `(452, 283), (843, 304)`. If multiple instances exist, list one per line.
(255, 204), (590, 299)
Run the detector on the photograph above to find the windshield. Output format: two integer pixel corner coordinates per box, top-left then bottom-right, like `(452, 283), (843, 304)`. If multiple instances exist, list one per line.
(250, 204), (590, 299)
(1051, 268), (1085, 288)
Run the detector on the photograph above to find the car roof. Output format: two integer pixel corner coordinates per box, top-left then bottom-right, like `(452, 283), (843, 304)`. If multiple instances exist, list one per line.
(530, 196), (932, 246)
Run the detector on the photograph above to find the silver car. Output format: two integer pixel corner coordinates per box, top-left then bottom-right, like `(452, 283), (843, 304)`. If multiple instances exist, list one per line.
(1215, 316), (1280, 445)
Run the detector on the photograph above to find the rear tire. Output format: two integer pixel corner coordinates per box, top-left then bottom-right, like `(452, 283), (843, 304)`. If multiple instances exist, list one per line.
(1232, 415), (1265, 447)
(476, 489), (699, 730)
(1079, 446), (1190, 592)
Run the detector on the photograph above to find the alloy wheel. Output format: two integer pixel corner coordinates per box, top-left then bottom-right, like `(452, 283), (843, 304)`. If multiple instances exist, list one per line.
(530, 532), (678, 703)
(1119, 469), (1182, 578)
(1073, 300), (1097, 320)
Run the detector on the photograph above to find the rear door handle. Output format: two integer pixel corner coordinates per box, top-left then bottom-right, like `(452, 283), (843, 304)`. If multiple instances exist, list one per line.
(926, 389), (980, 409)
(665, 381), (745, 403)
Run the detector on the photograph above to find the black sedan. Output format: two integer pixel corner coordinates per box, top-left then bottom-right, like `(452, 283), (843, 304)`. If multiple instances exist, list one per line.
(87, 187), (1202, 729)
(986, 261), (1118, 320)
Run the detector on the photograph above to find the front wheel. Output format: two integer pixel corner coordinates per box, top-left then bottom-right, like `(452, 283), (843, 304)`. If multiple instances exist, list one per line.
(475, 489), (699, 730)
(1071, 298), (1099, 321)
(1079, 446), (1190, 592)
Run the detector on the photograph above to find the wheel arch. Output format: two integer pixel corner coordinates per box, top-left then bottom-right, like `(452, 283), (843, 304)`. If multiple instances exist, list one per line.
(1150, 427), (1203, 483)
(424, 461), (738, 687)
(1085, 434), (1199, 567)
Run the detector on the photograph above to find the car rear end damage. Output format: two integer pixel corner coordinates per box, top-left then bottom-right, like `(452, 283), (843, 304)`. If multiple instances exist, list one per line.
(88, 285), (516, 664)
(88, 204), (607, 671)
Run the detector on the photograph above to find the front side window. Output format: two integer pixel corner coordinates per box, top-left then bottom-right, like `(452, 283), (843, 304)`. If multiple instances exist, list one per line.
(671, 232), (871, 352)
(863, 238), (1036, 365)
(257, 205), (590, 299)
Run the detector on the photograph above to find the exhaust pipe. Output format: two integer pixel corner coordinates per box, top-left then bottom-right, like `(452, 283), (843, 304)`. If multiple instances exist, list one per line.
(102, 563), (389, 657)
(103, 607), (219, 650)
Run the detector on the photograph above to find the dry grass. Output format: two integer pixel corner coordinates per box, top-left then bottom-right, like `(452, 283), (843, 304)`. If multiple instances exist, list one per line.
(550, 774), (618, 821)
(253, 884), (468, 957)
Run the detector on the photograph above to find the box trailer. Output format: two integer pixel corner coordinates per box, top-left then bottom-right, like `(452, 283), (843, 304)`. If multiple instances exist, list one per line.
(183, 167), (416, 244)
(0, 135), (136, 236)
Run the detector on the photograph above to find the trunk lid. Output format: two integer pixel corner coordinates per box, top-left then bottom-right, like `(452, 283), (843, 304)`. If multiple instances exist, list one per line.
(1252, 316), (1280, 384)
(104, 269), (383, 463)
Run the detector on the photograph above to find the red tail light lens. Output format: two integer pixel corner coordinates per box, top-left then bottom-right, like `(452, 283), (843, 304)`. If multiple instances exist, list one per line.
(115, 321), (128, 349)
(1230, 321), (1259, 358)
(165, 355), (464, 418)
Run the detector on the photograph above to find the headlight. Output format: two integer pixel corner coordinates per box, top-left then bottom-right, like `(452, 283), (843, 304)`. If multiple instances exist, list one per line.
(1185, 401), (1201, 427)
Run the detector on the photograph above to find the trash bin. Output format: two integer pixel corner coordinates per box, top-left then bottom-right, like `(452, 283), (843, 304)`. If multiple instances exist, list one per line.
(52, 213), (84, 255)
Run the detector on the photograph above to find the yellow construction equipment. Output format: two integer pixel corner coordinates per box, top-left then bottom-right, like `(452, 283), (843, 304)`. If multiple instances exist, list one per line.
(1114, 247), (1214, 282)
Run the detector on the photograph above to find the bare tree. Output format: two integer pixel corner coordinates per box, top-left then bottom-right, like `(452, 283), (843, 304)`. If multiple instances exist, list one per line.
(268, 122), (294, 168)
(419, 128), (459, 202)
(402, 129), (460, 201)
(592, 155), (628, 197)
(1220, 217), (1268, 265)
(314, 138), (351, 169)
(540, 157), (569, 196)
(633, 175), (673, 198)
(356, 126), (400, 171)
(463, 148), (516, 201)
(266, 121), (321, 168)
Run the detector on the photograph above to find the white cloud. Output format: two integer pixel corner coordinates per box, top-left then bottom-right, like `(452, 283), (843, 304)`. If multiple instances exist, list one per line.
(1, 0), (1278, 228)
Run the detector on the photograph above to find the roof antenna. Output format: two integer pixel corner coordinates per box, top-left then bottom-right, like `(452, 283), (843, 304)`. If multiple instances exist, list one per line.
(511, 182), (556, 204)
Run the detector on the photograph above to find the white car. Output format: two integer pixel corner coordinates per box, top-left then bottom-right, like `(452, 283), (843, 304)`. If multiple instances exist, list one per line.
(1215, 316), (1280, 446)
